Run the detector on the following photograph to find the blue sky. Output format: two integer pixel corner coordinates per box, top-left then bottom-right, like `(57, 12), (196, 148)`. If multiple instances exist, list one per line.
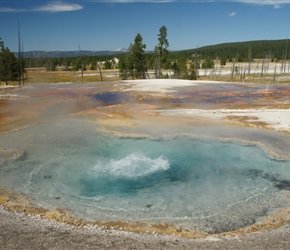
(1, 0), (290, 52)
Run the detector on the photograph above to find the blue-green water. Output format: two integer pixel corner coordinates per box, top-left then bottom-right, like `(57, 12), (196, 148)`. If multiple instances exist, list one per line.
(1, 119), (290, 233)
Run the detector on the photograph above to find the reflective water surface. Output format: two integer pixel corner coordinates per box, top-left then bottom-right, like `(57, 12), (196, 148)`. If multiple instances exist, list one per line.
(1, 119), (290, 233)
(1, 81), (290, 234)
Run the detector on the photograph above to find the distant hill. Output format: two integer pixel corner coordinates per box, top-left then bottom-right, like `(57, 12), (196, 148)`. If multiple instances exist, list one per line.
(176, 39), (289, 60)
(22, 49), (128, 58)
(21, 39), (289, 60)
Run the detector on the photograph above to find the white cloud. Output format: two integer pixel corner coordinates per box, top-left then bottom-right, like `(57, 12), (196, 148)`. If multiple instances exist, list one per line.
(95, 0), (176, 2)
(100, 0), (174, 1)
(96, 0), (290, 4)
(1, 0), (290, 13)
(34, 1), (83, 12)
(228, 11), (237, 16)
(0, 7), (26, 13)
(234, 0), (290, 6)
(92, 0), (290, 2)
(0, 1), (83, 13)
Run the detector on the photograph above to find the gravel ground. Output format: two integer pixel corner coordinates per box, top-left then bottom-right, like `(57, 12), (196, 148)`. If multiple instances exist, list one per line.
(1, 207), (290, 250)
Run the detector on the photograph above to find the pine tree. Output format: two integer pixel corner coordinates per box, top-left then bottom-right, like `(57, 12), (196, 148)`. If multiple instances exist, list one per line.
(45, 58), (58, 71)
(119, 44), (133, 80)
(118, 34), (147, 79)
(131, 33), (147, 79)
(155, 26), (169, 78)
(104, 60), (112, 69)
(0, 45), (19, 85)
(118, 56), (128, 80)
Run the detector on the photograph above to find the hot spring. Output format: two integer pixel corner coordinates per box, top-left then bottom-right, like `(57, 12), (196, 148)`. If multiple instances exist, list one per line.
(1, 119), (290, 233)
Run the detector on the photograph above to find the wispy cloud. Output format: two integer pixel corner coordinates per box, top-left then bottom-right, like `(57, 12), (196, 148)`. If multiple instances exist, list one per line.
(0, 7), (26, 13)
(228, 11), (237, 16)
(0, 1), (83, 13)
(234, 0), (290, 7)
(90, 0), (290, 7)
(92, 0), (290, 2)
(98, 0), (290, 4)
(34, 2), (83, 12)
(92, 0), (226, 2)
(1, 0), (290, 13)
(93, 0), (175, 2)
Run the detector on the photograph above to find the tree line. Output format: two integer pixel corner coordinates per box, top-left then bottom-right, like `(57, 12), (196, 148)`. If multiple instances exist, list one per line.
(179, 39), (289, 63)
(2, 31), (289, 84)
(24, 54), (120, 72)
(21, 26), (199, 80)
(24, 37), (289, 81)
(0, 37), (25, 85)
(119, 26), (171, 79)
(118, 25), (198, 80)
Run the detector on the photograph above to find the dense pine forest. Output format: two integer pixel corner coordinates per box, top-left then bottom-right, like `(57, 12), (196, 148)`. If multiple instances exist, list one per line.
(178, 39), (289, 62)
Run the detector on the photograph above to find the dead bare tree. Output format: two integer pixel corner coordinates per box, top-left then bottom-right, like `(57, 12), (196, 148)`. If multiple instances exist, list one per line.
(243, 65), (247, 81)
(230, 55), (237, 80)
(254, 60), (259, 80)
(0, 38), (3, 86)
(97, 61), (103, 82)
(261, 58), (265, 77)
(78, 45), (84, 80)
(247, 46), (252, 75)
(273, 62), (277, 84)
(18, 21), (23, 87)
(283, 38), (288, 73)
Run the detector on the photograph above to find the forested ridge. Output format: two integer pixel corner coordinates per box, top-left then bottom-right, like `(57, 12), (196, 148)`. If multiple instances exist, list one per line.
(177, 39), (289, 61)
(24, 39), (289, 61)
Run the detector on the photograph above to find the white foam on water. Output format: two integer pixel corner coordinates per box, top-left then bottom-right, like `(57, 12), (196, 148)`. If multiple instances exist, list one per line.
(1, 120), (290, 233)
(91, 152), (170, 178)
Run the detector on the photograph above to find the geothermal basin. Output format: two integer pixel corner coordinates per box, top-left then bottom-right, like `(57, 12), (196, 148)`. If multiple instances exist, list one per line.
(1, 79), (290, 236)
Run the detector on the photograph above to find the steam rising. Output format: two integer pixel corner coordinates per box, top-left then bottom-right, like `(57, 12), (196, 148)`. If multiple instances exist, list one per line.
(1, 119), (290, 233)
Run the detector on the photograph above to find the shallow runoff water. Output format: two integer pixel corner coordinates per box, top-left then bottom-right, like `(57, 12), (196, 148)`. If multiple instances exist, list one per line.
(1, 119), (290, 233)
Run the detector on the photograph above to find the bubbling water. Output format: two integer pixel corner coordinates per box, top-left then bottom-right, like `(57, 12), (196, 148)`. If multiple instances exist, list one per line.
(0, 119), (290, 233)
(92, 152), (170, 179)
